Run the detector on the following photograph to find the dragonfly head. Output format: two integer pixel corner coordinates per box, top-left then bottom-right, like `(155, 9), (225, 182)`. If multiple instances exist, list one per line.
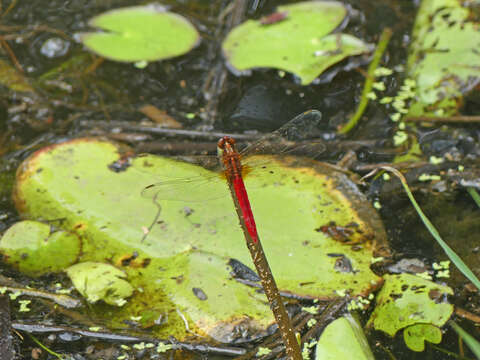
(217, 136), (236, 157)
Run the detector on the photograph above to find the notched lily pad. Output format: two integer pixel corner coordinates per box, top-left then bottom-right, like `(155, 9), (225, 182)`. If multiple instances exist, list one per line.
(222, 1), (372, 85)
(0, 220), (80, 277)
(66, 261), (134, 306)
(403, 323), (442, 352)
(79, 5), (200, 62)
(367, 273), (453, 337)
(9, 138), (389, 341)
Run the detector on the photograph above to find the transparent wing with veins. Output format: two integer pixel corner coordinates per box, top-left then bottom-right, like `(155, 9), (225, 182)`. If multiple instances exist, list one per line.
(240, 109), (325, 157)
(141, 110), (325, 202)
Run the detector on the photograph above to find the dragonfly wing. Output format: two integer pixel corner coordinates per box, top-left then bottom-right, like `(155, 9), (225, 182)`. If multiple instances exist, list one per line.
(138, 153), (229, 202)
(142, 175), (228, 202)
(174, 154), (220, 171)
(141, 110), (324, 203)
(241, 110), (326, 158)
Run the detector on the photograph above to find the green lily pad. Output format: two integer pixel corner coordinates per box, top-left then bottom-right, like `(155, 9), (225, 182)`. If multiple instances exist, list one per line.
(403, 323), (442, 352)
(9, 138), (388, 341)
(367, 273), (453, 337)
(315, 315), (374, 360)
(222, 1), (372, 85)
(407, 0), (480, 116)
(79, 5), (199, 62)
(0, 220), (80, 277)
(66, 261), (134, 306)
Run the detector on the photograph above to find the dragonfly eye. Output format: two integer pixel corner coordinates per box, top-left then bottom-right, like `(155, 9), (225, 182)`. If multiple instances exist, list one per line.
(217, 137), (226, 149)
(217, 136), (236, 150)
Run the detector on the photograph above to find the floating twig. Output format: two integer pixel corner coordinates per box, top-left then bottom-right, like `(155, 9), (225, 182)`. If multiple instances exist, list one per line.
(79, 120), (258, 141)
(0, 285), (81, 309)
(12, 322), (246, 357)
(0, 295), (15, 360)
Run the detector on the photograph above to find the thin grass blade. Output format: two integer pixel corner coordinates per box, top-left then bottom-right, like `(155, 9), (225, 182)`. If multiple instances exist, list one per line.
(382, 166), (480, 291)
(449, 321), (480, 359)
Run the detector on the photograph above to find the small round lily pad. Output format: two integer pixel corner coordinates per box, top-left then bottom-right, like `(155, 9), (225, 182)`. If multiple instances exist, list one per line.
(80, 5), (200, 62)
(0, 220), (80, 277)
(403, 323), (442, 352)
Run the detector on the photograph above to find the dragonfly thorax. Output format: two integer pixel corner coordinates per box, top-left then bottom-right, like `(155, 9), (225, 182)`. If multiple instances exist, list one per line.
(217, 136), (243, 181)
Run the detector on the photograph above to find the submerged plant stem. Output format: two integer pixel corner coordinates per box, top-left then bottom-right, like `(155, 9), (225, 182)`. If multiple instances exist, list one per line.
(467, 187), (480, 208)
(339, 28), (392, 134)
(29, 334), (65, 359)
(226, 181), (302, 360)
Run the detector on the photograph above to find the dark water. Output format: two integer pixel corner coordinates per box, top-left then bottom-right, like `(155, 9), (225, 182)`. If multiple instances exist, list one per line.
(0, 0), (479, 359)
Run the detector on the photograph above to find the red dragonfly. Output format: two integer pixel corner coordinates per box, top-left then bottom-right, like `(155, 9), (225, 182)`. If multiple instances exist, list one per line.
(142, 110), (323, 360)
(141, 110), (325, 236)
(217, 131), (306, 357)
(217, 135), (260, 242)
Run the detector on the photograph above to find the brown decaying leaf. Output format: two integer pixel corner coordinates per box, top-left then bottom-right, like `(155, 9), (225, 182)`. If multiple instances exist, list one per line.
(138, 105), (182, 128)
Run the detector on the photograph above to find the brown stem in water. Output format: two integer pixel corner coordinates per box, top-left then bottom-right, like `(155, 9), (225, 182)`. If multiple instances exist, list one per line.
(404, 115), (480, 123)
(202, 0), (248, 126)
(226, 182), (302, 360)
